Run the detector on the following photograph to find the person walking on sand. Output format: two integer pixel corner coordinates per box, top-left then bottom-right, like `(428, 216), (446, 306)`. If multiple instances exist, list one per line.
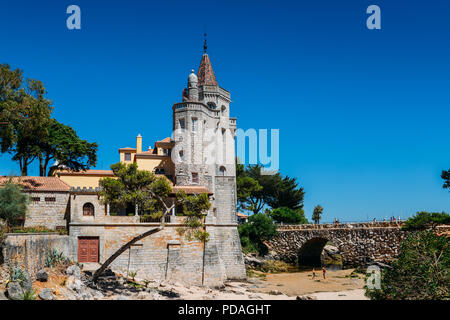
(312, 268), (316, 280)
(322, 267), (327, 280)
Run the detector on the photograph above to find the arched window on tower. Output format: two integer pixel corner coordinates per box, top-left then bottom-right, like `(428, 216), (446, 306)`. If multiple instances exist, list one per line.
(221, 105), (226, 116)
(219, 166), (226, 176)
(207, 102), (216, 109)
(83, 203), (95, 216)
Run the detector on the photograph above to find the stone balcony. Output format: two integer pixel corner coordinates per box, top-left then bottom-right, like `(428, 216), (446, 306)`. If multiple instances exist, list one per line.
(70, 214), (190, 226)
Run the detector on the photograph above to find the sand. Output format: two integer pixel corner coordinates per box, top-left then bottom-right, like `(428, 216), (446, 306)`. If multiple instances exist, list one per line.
(249, 268), (367, 299)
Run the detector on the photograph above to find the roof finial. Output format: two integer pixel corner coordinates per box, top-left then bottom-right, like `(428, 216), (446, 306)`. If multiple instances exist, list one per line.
(203, 31), (208, 54)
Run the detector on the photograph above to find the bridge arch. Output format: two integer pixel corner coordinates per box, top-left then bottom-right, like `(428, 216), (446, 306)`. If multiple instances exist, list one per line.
(297, 237), (328, 267)
(297, 237), (343, 269)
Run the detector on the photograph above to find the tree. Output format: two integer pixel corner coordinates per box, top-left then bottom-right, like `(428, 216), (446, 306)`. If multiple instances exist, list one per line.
(93, 162), (211, 282)
(238, 213), (278, 255)
(236, 162), (305, 215)
(0, 179), (29, 230)
(99, 162), (173, 216)
(402, 211), (450, 231)
(441, 169), (450, 190)
(236, 163), (269, 214)
(312, 205), (323, 224)
(365, 230), (449, 300)
(266, 176), (305, 211)
(269, 207), (309, 224)
(236, 174), (263, 213)
(0, 64), (53, 175)
(39, 119), (98, 176)
(1, 64), (97, 176)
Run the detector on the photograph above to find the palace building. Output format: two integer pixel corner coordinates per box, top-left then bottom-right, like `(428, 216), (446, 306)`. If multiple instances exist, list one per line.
(1, 48), (246, 286)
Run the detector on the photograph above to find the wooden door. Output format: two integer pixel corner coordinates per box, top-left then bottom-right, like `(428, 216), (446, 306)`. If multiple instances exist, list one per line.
(78, 237), (99, 263)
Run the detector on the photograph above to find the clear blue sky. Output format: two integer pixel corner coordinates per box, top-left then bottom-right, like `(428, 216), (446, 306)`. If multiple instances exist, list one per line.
(0, 0), (449, 222)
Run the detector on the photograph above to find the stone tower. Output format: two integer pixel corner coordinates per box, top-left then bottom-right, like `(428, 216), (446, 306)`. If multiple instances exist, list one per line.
(172, 49), (246, 281)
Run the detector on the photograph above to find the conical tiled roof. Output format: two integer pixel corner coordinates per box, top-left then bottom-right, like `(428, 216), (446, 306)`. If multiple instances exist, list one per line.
(197, 54), (218, 86)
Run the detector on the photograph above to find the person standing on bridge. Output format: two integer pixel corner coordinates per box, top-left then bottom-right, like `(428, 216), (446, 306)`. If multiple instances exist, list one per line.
(322, 267), (327, 280)
(312, 268), (316, 280)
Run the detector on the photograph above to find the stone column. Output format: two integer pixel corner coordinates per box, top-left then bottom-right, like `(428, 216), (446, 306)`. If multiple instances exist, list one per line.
(107, 204), (110, 216)
(135, 204), (139, 216)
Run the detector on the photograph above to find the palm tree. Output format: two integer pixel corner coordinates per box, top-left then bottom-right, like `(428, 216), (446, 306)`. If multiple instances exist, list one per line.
(312, 205), (323, 225)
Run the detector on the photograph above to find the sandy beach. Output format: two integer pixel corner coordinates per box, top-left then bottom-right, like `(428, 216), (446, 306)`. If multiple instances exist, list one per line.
(249, 268), (367, 299)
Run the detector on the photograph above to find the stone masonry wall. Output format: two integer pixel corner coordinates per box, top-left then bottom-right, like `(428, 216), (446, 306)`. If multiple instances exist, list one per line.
(214, 226), (247, 280)
(2, 233), (70, 277)
(69, 222), (227, 287)
(25, 191), (69, 230)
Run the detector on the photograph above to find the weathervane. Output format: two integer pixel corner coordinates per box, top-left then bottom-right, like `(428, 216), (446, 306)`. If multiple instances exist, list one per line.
(203, 30), (208, 54)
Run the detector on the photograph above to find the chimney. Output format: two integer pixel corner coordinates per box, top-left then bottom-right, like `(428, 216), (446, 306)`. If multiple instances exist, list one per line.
(136, 134), (142, 154)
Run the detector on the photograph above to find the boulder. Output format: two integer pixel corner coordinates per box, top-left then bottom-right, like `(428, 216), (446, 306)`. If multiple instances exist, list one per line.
(323, 245), (339, 255)
(36, 269), (48, 282)
(38, 288), (54, 300)
(91, 290), (104, 300)
(268, 290), (282, 295)
(321, 245), (343, 269)
(244, 255), (264, 267)
(66, 265), (81, 278)
(66, 276), (83, 292)
(6, 282), (24, 300)
(297, 295), (316, 300)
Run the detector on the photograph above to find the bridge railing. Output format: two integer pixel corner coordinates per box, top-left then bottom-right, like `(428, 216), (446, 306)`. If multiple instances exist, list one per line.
(276, 221), (405, 230)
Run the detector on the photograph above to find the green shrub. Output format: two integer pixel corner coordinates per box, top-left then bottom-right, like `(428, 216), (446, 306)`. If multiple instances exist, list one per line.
(240, 236), (259, 254)
(22, 289), (36, 300)
(238, 213), (277, 255)
(128, 270), (137, 281)
(268, 207), (309, 224)
(0, 179), (29, 230)
(402, 211), (450, 231)
(194, 230), (209, 242)
(365, 230), (449, 300)
(45, 248), (68, 268)
(10, 266), (29, 285)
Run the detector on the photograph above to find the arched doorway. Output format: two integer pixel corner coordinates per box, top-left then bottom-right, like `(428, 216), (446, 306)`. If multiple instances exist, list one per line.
(298, 238), (343, 269)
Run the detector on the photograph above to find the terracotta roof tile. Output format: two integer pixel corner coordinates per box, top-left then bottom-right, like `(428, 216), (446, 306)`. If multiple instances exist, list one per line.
(0, 176), (71, 192)
(237, 212), (248, 218)
(172, 185), (212, 195)
(157, 137), (173, 143)
(197, 54), (218, 86)
(56, 170), (114, 176)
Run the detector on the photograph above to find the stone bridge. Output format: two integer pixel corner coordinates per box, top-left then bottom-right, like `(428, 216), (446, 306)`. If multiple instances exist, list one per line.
(265, 222), (408, 267)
